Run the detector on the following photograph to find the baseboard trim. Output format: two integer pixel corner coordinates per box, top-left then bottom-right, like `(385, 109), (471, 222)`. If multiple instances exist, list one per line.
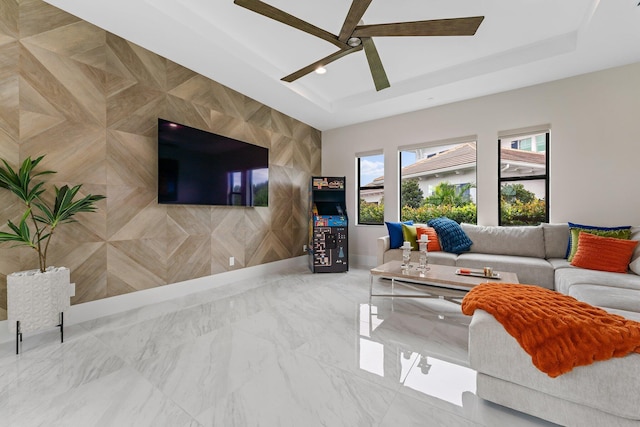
(0, 256), (306, 344)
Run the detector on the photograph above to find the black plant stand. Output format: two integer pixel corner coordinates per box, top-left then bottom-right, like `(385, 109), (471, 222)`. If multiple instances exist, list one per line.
(15, 312), (64, 355)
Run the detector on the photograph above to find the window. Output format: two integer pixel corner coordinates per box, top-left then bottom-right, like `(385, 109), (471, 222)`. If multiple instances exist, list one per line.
(357, 153), (384, 225)
(229, 171), (243, 205)
(251, 168), (269, 206)
(228, 168), (268, 206)
(399, 140), (477, 224)
(535, 134), (546, 152)
(511, 138), (532, 151)
(511, 135), (546, 153)
(499, 131), (549, 226)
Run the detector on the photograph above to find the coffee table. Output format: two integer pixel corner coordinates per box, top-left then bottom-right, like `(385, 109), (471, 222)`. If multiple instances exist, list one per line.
(370, 261), (519, 303)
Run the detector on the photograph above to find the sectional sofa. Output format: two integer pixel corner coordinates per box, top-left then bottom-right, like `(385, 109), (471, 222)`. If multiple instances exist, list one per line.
(377, 222), (640, 318)
(376, 222), (640, 426)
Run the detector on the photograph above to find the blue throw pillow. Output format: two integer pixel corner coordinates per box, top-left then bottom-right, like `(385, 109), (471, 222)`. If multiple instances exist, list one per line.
(427, 217), (472, 254)
(385, 221), (414, 249)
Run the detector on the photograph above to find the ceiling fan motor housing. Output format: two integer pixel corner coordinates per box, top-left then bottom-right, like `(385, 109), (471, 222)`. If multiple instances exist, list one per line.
(347, 37), (362, 47)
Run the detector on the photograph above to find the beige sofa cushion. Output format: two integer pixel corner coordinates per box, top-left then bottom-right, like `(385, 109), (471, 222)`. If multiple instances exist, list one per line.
(555, 267), (640, 295)
(456, 253), (554, 289)
(460, 223), (545, 258)
(568, 284), (640, 315)
(542, 223), (570, 259)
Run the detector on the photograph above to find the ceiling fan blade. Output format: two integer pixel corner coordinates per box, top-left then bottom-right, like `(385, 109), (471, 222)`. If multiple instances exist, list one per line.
(362, 37), (390, 92)
(338, 0), (373, 42)
(353, 16), (484, 37)
(281, 46), (363, 83)
(234, 0), (345, 48)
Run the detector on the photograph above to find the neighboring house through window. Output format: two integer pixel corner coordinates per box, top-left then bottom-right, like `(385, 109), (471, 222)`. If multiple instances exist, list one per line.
(399, 138), (478, 224)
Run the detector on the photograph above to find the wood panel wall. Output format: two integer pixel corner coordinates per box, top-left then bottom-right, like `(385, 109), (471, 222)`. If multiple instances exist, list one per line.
(0, 0), (321, 320)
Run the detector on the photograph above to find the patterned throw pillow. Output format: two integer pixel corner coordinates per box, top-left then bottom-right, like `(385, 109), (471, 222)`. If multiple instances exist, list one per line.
(571, 232), (638, 273)
(385, 221), (414, 249)
(415, 226), (441, 252)
(566, 222), (631, 261)
(427, 217), (472, 254)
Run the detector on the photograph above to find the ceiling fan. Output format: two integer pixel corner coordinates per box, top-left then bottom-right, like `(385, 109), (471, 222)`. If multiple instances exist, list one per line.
(234, 0), (484, 91)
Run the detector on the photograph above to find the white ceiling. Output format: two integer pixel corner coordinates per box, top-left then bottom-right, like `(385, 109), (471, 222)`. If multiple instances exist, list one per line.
(45, 0), (640, 131)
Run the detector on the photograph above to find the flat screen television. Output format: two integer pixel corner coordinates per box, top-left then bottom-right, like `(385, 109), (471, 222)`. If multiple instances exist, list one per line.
(157, 118), (269, 206)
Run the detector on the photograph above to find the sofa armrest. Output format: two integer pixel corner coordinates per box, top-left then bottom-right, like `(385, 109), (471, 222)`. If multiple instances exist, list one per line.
(377, 236), (390, 266)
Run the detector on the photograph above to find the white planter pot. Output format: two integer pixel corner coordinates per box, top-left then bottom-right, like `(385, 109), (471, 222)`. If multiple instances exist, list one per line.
(7, 267), (74, 334)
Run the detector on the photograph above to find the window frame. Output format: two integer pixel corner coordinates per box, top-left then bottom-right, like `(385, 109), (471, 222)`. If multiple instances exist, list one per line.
(356, 153), (384, 226)
(498, 131), (550, 226)
(398, 137), (478, 224)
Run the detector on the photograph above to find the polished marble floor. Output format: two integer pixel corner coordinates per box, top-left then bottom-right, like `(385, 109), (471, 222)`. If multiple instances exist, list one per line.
(0, 266), (558, 426)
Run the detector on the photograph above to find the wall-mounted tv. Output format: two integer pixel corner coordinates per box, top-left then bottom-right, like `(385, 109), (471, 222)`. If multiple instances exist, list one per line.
(157, 119), (269, 207)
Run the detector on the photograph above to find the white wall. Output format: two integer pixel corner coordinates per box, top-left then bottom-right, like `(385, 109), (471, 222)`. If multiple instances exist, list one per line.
(322, 62), (640, 267)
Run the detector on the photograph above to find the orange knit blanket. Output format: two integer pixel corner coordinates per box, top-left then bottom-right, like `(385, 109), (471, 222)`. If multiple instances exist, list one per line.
(461, 283), (640, 377)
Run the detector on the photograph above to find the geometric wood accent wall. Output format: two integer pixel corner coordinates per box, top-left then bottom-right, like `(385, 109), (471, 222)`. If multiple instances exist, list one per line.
(0, 0), (321, 320)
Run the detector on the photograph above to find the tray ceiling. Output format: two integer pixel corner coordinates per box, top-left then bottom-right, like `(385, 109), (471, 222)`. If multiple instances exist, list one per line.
(44, 0), (640, 130)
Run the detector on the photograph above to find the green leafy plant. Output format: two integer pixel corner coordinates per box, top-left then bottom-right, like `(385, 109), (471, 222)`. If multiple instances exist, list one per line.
(359, 200), (384, 224)
(400, 178), (424, 209)
(500, 198), (546, 226)
(501, 183), (536, 205)
(424, 182), (474, 207)
(0, 156), (105, 273)
(401, 203), (477, 224)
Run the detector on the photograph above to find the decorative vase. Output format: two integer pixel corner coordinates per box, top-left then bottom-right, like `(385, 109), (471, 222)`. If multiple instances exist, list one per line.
(7, 267), (74, 335)
(401, 241), (412, 269)
(418, 241), (428, 272)
(418, 235), (429, 273)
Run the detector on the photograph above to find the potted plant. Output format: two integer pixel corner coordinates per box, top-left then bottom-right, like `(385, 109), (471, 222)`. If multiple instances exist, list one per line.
(0, 155), (105, 351)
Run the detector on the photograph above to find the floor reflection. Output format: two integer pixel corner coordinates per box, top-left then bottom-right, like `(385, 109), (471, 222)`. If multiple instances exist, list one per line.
(403, 356), (476, 407)
(359, 299), (475, 407)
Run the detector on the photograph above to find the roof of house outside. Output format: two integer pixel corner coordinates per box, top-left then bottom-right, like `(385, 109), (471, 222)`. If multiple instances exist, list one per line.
(361, 181), (384, 188)
(365, 142), (476, 186)
(402, 142), (477, 178)
(500, 147), (546, 165)
(363, 142), (545, 186)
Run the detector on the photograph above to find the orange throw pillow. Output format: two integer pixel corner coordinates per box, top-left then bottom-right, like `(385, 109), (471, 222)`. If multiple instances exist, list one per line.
(571, 231), (638, 273)
(415, 226), (441, 252)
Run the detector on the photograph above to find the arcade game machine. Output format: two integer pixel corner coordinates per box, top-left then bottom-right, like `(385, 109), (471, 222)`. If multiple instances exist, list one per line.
(308, 177), (348, 273)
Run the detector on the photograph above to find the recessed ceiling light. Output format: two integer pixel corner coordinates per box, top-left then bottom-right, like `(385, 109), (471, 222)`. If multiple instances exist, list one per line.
(315, 67), (327, 75)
